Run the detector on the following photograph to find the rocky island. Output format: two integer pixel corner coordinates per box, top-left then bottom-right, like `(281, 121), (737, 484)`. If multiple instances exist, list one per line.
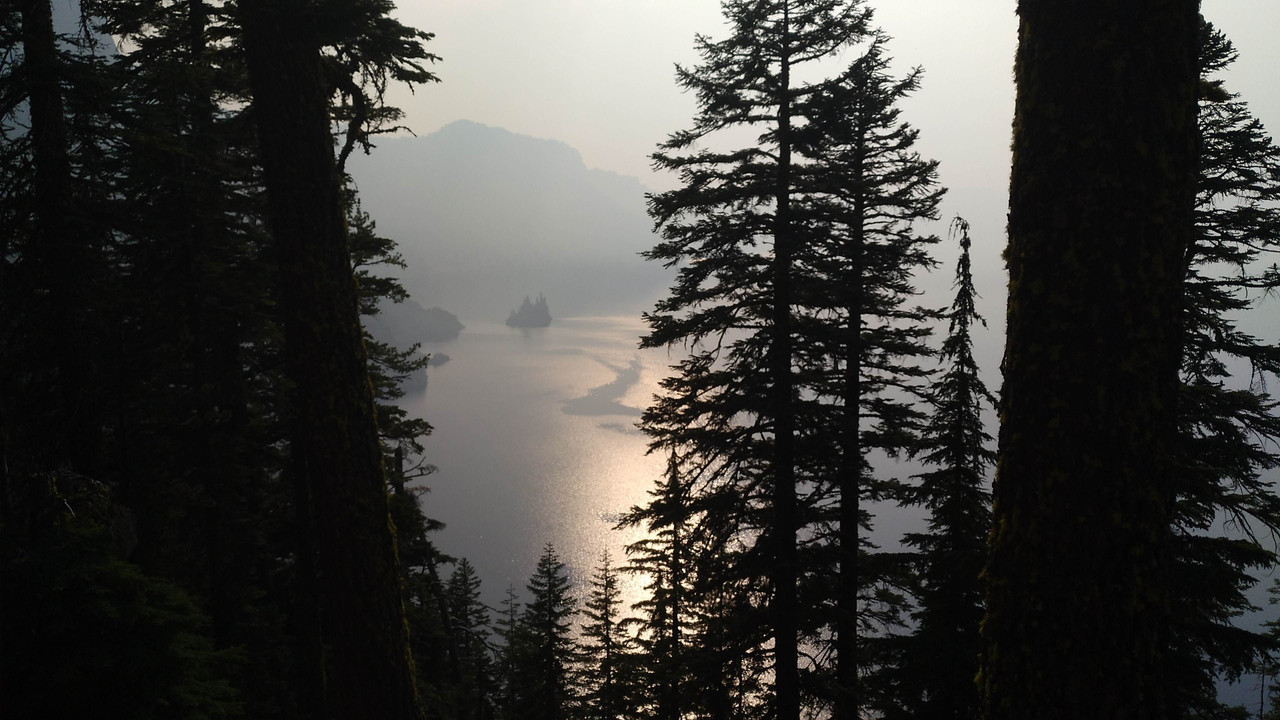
(506, 294), (552, 328)
(368, 299), (464, 343)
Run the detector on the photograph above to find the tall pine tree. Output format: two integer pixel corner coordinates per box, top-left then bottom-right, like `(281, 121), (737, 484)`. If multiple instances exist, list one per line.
(890, 218), (994, 720)
(642, 4), (940, 717)
(791, 28), (942, 718)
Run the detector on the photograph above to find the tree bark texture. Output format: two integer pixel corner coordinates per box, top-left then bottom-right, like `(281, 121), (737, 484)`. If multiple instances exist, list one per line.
(982, 3), (1199, 720)
(238, 2), (421, 718)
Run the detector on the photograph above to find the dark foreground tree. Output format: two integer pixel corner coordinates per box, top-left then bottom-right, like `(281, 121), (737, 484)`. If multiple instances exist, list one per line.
(1, 0), (442, 714)
(982, 3), (1201, 720)
(2, 471), (246, 720)
(1, 0), (104, 481)
(238, 0), (421, 716)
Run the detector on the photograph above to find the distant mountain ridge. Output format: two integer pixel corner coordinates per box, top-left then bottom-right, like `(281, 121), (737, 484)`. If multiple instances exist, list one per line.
(346, 120), (671, 322)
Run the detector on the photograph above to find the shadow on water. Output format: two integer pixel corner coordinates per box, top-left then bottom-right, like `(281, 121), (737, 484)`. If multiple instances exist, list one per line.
(561, 356), (645, 417)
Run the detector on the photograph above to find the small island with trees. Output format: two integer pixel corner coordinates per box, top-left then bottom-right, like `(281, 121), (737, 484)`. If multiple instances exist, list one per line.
(505, 294), (552, 327)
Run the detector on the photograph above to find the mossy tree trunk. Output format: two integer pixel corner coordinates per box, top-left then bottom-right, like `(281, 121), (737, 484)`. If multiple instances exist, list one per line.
(238, 1), (421, 717)
(982, 3), (1199, 719)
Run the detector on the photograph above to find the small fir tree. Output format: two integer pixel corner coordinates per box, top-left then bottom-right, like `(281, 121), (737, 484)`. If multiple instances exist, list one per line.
(575, 551), (636, 720)
(621, 454), (696, 720)
(507, 544), (578, 720)
(447, 558), (499, 720)
(495, 584), (525, 720)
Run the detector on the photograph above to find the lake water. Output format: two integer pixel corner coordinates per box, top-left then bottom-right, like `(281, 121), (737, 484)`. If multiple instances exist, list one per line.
(401, 314), (923, 609)
(402, 316), (672, 606)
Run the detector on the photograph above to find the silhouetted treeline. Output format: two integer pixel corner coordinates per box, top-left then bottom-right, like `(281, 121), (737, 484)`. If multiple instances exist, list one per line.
(1, 0), (441, 716)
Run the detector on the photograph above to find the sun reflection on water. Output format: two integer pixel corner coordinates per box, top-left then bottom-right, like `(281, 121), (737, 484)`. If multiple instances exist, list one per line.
(405, 315), (675, 612)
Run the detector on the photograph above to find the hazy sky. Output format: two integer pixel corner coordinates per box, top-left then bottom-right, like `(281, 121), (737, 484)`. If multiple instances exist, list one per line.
(386, 1), (1280, 199)
(378, 0), (1280, 375)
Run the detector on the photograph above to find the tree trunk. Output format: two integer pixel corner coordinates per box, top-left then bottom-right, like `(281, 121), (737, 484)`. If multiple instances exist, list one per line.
(770, 11), (799, 720)
(238, 2), (421, 718)
(835, 71), (867, 720)
(982, 3), (1199, 719)
(17, 0), (97, 472)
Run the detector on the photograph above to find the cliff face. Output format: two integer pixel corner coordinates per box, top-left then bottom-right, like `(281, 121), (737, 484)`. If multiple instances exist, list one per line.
(506, 294), (551, 327)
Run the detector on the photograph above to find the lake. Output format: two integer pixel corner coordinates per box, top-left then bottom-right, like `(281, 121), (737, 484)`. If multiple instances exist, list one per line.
(403, 316), (672, 606)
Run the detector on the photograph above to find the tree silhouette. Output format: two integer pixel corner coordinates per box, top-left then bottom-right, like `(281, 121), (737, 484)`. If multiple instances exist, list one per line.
(1167, 21), (1280, 716)
(504, 544), (578, 720)
(891, 218), (993, 720)
(575, 551), (636, 720)
(642, 4), (941, 718)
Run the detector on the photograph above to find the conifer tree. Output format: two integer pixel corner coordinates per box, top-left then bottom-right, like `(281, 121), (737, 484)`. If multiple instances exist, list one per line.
(792, 30), (942, 718)
(505, 544), (578, 720)
(349, 190), (436, 479)
(621, 455), (696, 720)
(239, 0), (427, 714)
(1, 0), (107, 479)
(1, 473), (242, 719)
(495, 584), (526, 720)
(90, 6), (286, 682)
(1168, 22), (1280, 716)
(642, 4), (940, 717)
(448, 558), (499, 720)
(1, 0), (443, 716)
(575, 551), (635, 720)
(1, 3), (302, 714)
(889, 218), (993, 720)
